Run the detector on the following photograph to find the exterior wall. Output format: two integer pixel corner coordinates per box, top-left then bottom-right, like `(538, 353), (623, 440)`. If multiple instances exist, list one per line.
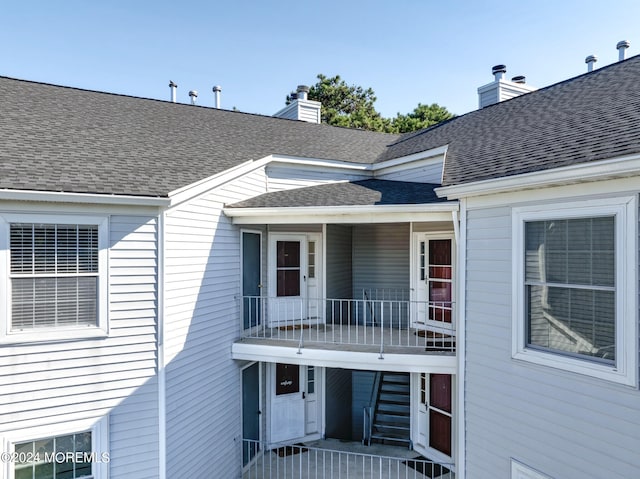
(375, 160), (443, 184)
(325, 368), (352, 439)
(266, 164), (368, 192)
(351, 370), (376, 440)
(0, 207), (160, 479)
(352, 223), (410, 296)
(326, 224), (353, 299)
(163, 168), (267, 479)
(463, 180), (640, 479)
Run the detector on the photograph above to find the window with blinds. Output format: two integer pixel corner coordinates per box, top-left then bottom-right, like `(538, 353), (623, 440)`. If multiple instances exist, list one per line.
(10, 223), (99, 330)
(524, 216), (616, 363)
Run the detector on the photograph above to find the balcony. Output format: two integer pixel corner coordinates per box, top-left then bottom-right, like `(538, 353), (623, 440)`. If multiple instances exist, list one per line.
(238, 294), (456, 356)
(242, 439), (455, 479)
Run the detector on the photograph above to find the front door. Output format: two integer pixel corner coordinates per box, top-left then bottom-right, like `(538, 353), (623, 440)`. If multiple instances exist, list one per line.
(269, 235), (307, 324)
(242, 231), (262, 329)
(242, 363), (261, 466)
(415, 373), (453, 462)
(270, 363), (305, 443)
(413, 234), (454, 332)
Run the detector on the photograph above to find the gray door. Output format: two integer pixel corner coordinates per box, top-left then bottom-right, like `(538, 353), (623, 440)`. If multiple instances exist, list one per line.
(242, 363), (260, 466)
(242, 232), (262, 329)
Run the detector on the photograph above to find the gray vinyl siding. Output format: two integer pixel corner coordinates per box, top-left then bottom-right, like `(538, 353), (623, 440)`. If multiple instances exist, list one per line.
(0, 214), (160, 479)
(352, 224), (410, 295)
(326, 225), (353, 299)
(325, 368), (352, 440)
(375, 161), (443, 184)
(351, 370), (377, 440)
(163, 169), (267, 479)
(266, 164), (367, 192)
(464, 203), (640, 479)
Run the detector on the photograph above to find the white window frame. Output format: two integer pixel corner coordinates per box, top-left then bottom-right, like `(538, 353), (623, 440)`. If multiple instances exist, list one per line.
(2, 416), (109, 479)
(512, 196), (638, 386)
(0, 214), (109, 343)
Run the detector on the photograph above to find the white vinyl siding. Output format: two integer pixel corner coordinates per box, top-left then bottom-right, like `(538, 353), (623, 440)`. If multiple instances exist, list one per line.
(464, 189), (640, 479)
(163, 169), (266, 479)
(0, 213), (159, 479)
(265, 164), (367, 193)
(375, 160), (443, 184)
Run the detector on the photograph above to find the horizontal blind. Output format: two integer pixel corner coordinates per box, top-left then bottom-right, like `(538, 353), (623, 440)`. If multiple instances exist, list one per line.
(525, 216), (616, 363)
(10, 223), (99, 330)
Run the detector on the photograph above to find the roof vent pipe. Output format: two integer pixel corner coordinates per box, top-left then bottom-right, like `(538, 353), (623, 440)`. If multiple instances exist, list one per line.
(492, 65), (506, 81)
(169, 81), (177, 103)
(296, 85), (310, 101)
(585, 55), (597, 72)
(212, 85), (222, 109)
(189, 90), (198, 105)
(511, 75), (526, 84)
(617, 40), (630, 61)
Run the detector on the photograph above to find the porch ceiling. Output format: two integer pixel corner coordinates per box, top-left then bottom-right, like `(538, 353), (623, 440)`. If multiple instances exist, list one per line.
(231, 339), (457, 374)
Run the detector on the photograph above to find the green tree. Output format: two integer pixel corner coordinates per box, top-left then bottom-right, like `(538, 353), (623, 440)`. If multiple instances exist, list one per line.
(288, 74), (454, 133)
(390, 103), (455, 133)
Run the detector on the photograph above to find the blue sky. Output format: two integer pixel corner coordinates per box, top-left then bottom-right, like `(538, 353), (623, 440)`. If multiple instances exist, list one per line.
(2, 1), (640, 118)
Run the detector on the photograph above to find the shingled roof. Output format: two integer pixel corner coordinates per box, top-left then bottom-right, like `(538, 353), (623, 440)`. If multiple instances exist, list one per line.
(226, 179), (447, 208)
(3, 55), (640, 198)
(0, 77), (399, 197)
(380, 54), (640, 186)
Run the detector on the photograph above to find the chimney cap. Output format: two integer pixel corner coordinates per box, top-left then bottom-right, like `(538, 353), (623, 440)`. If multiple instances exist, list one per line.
(212, 85), (222, 92)
(492, 65), (507, 75)
(511, 75), (526, 84)
(169, 80), (177, 88)
(189, 90), (198, 97)
(617, 40), (631, 50)
(585, 55), (598, 64)
(296, 85), (310, 93)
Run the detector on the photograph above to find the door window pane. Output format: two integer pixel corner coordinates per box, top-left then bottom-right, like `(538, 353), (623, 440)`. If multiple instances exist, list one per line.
(276, 363), (299, 395)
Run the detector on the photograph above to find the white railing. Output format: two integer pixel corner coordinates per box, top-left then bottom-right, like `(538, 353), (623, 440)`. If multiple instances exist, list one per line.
(240, 296), (456, 353)
(242, 439), (454, 479)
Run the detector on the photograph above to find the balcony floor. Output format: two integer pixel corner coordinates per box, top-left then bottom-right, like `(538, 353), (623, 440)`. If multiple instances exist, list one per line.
(241, 323), (455, 353)
(243, 438), (454, 479)
(233, 325), (456, 373)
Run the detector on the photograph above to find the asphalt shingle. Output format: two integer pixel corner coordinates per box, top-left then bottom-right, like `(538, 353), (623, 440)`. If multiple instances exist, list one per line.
(226, 179), (446, 208)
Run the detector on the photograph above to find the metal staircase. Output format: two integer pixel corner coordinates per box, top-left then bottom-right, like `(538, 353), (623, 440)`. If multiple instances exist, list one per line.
(370, 372), (411, 447)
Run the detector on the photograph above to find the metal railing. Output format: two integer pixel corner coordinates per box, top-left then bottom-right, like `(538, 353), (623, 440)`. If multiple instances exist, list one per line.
(240, 296), (456, 353)
(362, 371), (381, 446)
(242, 439), (454, 479)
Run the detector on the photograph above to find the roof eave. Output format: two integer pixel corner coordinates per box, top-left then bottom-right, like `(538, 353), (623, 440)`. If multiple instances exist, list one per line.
(437, 152), (640, 199)
(0, 189), (170, 207)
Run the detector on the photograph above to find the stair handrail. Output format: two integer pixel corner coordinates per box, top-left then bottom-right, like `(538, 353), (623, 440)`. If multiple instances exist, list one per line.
(363, 371), (382, 446)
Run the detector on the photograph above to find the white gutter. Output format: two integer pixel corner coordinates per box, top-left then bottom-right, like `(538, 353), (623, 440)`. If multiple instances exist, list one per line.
(436, 152), (640, 199)
(0, 189), (170, 206)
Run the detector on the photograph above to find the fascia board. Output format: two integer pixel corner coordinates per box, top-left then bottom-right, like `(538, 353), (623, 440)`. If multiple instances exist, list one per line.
(437, 153), (640, 199)
(224, 203), (458, 225)
(0, 189), (169, 207)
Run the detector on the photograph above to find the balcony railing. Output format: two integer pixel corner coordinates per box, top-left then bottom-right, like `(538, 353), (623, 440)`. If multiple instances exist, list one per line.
(242, 439), (454, 479)
(240, 296), (456, 353)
